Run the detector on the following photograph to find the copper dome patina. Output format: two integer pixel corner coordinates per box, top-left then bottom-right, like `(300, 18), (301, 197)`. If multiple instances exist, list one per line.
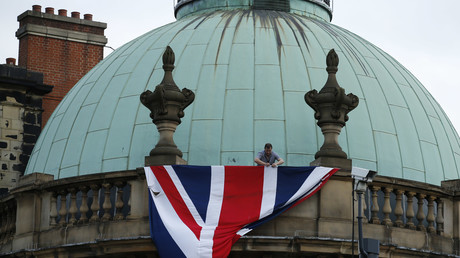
(25, 0), (460, 185)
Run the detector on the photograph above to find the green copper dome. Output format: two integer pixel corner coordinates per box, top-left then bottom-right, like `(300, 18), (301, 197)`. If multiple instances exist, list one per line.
(25, 0), (460, 185)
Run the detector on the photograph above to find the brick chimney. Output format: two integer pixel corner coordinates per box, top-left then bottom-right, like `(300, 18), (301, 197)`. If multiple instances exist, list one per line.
(16, 5), (107, 126)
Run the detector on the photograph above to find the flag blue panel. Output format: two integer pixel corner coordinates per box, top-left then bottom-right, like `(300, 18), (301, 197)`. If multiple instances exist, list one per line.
(173, 165), (212, 222)
(274, 166), (313, 208)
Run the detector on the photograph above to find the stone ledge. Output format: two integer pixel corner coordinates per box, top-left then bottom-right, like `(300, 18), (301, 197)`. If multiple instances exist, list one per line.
(310, 156), (352, 172)
(16, 24), (108, 45)
(145, 155), (187, 166)
(13, 172), (54, 190)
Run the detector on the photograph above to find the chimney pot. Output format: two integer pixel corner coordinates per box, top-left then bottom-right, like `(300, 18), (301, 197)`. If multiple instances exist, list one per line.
(6, 58), (16, 66)
(71, 11), (80, 19)
(83, 14), (93, 21)
(45, 7), (54, 14)
(32, 5), (42, 12)
(58, 9), (67, 16)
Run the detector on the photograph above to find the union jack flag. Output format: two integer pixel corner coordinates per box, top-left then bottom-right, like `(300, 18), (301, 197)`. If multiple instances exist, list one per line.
(145, 165), (338, 257)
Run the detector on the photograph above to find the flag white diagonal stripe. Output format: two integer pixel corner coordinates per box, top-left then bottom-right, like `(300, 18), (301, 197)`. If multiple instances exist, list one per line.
(164, 165), (205, 227)
(145, 168), (200, 257)
(285, 166), (332, 206)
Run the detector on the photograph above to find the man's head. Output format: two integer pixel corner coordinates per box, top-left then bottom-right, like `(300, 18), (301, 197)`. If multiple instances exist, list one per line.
(264, 143), (273, 155)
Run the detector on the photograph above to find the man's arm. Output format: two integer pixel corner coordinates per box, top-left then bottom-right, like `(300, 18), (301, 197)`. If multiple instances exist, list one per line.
(271, 152), (284, 167)
(271, 157), (284, 167)
(255, 157), (269, 166)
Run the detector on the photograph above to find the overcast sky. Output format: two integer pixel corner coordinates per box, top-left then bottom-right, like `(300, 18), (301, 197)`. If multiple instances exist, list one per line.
(2, 0), (460, 133)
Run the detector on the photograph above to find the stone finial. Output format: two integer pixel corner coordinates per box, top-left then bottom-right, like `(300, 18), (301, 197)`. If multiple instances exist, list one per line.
(305, 49), (359, 170)
(140, 46), (195, 166)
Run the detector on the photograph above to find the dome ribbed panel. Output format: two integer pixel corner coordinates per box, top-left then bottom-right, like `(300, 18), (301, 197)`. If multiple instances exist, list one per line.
(25, 10), (460, 185)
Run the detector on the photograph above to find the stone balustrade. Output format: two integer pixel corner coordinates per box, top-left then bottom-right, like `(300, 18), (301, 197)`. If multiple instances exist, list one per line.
(1, 170), (460, 257)
(250, 172), (459, 256)
(0, 169), (154, 257)
(306, 0), (333, 9)
(315, 0), (332, 7)
(366, 178), (447, 235)
(174, 0), (334, 11)
(353, 175), (458, 256)
(47, 179), (130, 227)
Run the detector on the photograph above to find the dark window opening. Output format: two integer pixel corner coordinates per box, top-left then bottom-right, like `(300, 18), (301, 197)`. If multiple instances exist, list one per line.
(253, 0), (290, 12)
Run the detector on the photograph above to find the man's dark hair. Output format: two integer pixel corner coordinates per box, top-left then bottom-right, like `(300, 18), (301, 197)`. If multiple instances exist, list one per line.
(264, 143), (273, 149)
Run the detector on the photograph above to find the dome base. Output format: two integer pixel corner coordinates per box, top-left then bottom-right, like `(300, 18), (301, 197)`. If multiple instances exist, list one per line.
(145, 155), (188, 166)
(310, 156), (351, 171)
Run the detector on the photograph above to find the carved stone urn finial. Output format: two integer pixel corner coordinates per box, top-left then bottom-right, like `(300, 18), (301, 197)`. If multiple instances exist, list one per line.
(305, 49), (359, 170)
(140, 46), (195, 166)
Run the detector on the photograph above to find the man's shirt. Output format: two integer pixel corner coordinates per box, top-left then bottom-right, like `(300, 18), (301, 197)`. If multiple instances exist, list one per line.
(256, 150), (281, 165)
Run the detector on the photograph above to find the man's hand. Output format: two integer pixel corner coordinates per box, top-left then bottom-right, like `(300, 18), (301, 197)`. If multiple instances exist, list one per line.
(271, 163), (277, 168)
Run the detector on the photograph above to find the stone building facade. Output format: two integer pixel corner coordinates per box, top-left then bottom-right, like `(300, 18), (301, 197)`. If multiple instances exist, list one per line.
(0, 60), (52, 191)
(0, 5), (107, 191)
(2, 1), (460, 257)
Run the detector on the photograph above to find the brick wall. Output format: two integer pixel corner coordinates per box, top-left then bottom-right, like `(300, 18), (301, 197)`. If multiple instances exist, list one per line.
(16, 6), (107, 126)
(20, 35), (104, 125)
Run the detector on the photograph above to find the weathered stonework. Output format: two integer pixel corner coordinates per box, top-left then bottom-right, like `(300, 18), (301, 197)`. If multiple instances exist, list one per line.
(0, 170), (457, 257)
(305, 49), (359, 171)
(141, 46), (195, 166)
(0, 64), (52, 190)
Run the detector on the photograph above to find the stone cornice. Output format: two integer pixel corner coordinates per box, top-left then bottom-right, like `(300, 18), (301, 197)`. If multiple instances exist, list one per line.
(15, 23), (108, 46)
(0, 65), (53, 94)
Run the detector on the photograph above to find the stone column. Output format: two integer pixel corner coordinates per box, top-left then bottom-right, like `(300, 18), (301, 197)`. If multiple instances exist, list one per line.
(305, 50), (359, 242)
(10, 173), (53, 250)
(305, 49), (359, 171)
(441, 179), (460, 252)
(140, 46), (195, 166)
(127, 168), (150, 220)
